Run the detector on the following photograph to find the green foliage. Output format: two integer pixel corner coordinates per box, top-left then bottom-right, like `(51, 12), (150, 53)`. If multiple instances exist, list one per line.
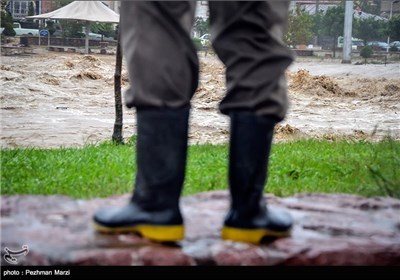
(1, 23), (15, 36)
(1, 0), (7, 10)
(319, 5), (345, 56)
(353, 17), (387, 45)
(91, 22), (115, 38)
(1, 142), (135, 199)
(320, 5), (345, 39)
(311, 10), (323, 44)
(60, 20), (85, 38)
(45, 20), (56, 36)
(387, 15), (400, 41)
(268, 139), (400, 198)
(0, 10), (15, 36)
(1, 31), (14, 42)
(185, 145), (228, 194)
(360, 45), (373, 58)
(286, 6), (314, 46)
(193, 16), (209, 37)
(192, 37), (203, 51)
(2, 140), (399, 199)
(362, 138), (400, 198)
(28, 2), (35, 16)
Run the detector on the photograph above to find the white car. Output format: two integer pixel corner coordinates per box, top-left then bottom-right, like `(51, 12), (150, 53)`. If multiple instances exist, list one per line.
(367, 41), (390, 50)
(200, 33), (210, 46)
(0, 22), (39, 36)
(389, 41), (400, 51)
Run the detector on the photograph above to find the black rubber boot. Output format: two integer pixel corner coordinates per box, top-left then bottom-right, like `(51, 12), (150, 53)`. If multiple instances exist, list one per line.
(93, 107), (189, 242)
(221, 112), (293, 244)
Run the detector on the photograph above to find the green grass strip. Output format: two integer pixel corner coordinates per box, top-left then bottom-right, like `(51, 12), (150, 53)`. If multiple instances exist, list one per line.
(1, 139), (399, 199)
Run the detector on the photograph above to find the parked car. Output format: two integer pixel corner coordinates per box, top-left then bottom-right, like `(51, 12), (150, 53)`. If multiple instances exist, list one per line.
(337, 36), (364, 49)
(200, 33), (210, 46)
(367, 41), (389, 50)
(0, 22), (39, 36)
(389, 41), (400, 51)
(87, 32), (103, 40)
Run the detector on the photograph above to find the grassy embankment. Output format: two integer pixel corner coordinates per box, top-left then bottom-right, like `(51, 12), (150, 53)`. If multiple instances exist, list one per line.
(1, 139), (399, 199)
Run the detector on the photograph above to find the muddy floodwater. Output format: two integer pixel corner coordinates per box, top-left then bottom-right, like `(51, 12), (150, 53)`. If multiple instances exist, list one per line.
(1, 50), (399, 148)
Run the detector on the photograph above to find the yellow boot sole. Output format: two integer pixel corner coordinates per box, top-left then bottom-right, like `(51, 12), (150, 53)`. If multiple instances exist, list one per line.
(221, 226), (290, 244)
(93, 222), (184, 242)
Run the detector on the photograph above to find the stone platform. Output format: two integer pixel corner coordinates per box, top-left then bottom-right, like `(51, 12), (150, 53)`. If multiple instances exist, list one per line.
(1, 191), (399, 266)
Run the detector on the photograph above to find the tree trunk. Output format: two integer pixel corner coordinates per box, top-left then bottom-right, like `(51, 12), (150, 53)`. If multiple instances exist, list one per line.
(112, 30), (123, 144)
(333, 36), (336, 58)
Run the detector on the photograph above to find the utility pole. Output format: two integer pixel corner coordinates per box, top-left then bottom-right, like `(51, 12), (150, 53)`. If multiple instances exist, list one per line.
(387, 1), (400, 52)
(342, 0), (353, 64)
(315, 0), (320, 46)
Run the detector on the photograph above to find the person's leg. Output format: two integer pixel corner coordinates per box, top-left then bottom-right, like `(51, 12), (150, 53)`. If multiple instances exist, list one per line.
(209, 1), (294, 244)
(93, 1), (198, 242)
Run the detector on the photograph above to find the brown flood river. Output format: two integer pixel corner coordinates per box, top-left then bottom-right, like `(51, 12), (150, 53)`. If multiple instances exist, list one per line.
(1, 50), (399, 148)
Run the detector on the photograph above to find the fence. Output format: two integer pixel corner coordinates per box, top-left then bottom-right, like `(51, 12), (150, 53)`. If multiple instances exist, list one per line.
(20, 36), (117, 48)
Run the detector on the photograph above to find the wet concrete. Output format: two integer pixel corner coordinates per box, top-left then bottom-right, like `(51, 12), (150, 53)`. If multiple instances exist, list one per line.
(1, 191), (400, 266)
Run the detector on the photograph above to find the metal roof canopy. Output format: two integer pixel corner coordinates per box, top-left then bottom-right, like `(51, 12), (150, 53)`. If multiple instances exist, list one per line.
(27, 1), (119, 54)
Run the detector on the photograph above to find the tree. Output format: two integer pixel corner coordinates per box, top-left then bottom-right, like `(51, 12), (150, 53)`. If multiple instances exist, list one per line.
(91, 22), (115, 39)
(26, 1), (35, 22)
(112, 29), (123, 144)
(28, 1), (35, 16)
(1, 9), (16, 36)
(360, 45), (373, 64)
(192, 16), (209, 37)
(387, 15), (400, 41)
(60, 20), (84, 38)
(312, 9), (323, 45)
(353, 17), (387, 45)
(53, 0), (75, 38)
(1, 0), (6, 10)
(285, 6), (314, 47)
(45, 20), (56, 36)
(320, 5), (345, 57)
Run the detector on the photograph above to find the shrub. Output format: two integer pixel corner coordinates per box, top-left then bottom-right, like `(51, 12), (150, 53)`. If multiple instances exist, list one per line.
(192, 37), (203, 51)
(2, 23), (16, 36)
(1, 10), (16, 37)
(360, 45), (373, 63)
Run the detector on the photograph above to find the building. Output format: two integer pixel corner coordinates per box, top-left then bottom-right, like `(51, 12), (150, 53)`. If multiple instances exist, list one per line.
(290, 0), (341, 14)
(291, 0), (341, 8)
(196, 1), (208, 19)
(40, 0), (57, 14)
(381, 0), (400, 17)
(292, 0), (400, 17)
(5, 0), (41, 20)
